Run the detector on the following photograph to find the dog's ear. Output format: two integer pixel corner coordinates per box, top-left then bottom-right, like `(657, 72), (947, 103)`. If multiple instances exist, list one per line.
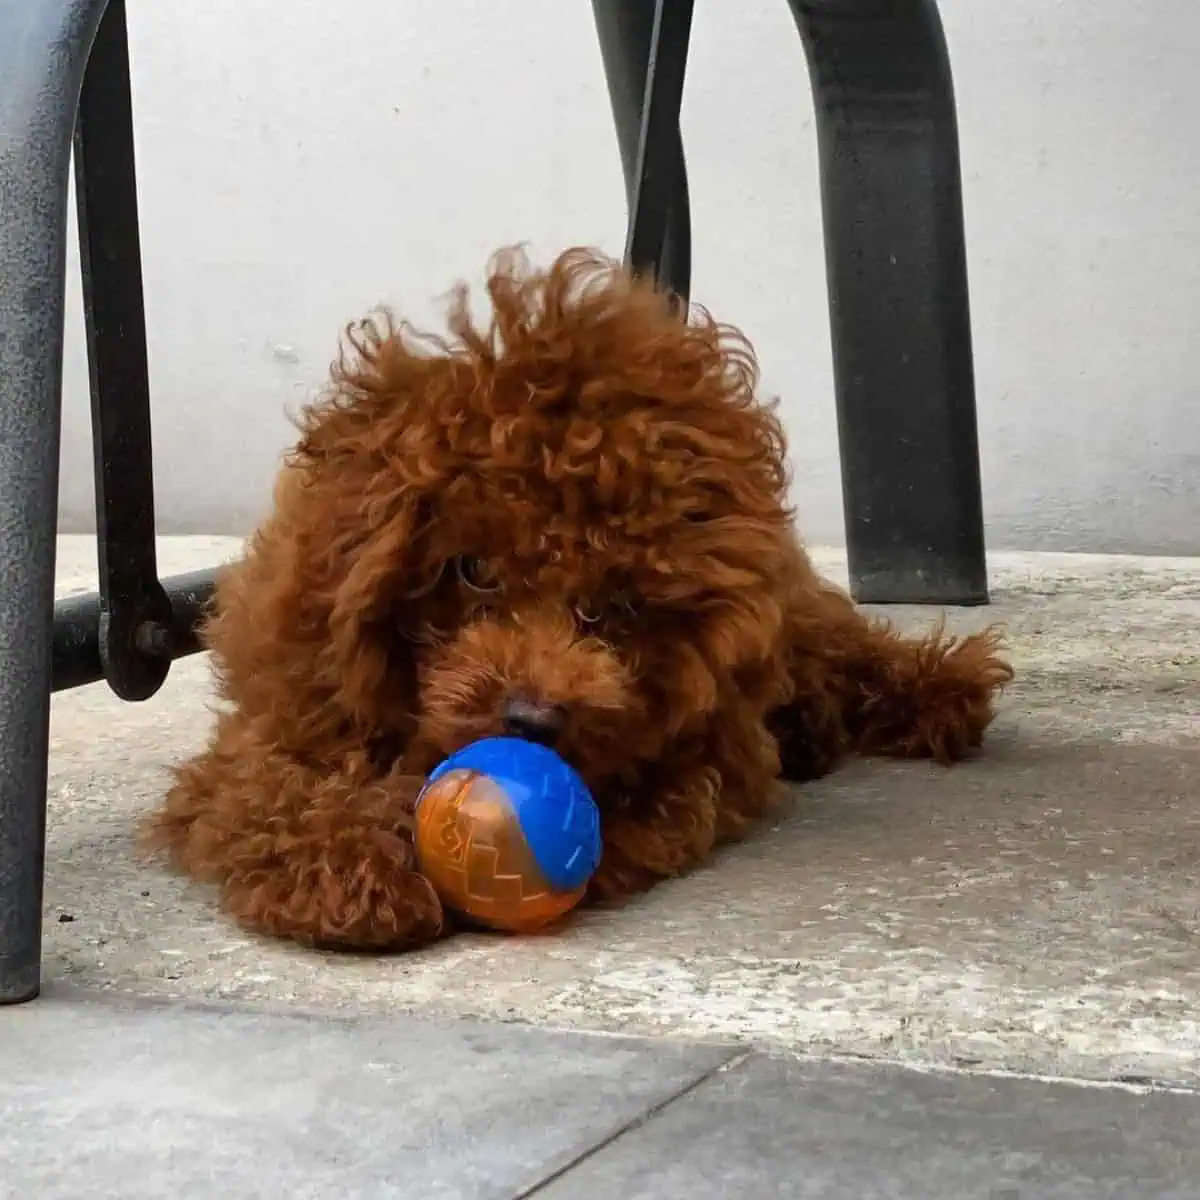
(208, 452), (439, 748)
(209, 309), (461, 741)
(282, 311), (464, 734)
(323, 490), (432, 735)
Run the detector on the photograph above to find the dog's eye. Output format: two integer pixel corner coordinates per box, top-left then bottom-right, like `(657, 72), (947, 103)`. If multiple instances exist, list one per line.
(612, 590), (640, 617)
(455, 556), (503, 594)
(574, 603), (603, 626)
(574, 591), (640, 627)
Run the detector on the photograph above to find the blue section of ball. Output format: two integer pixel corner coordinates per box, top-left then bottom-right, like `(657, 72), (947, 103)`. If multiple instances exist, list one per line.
(426, 737), (602, 892)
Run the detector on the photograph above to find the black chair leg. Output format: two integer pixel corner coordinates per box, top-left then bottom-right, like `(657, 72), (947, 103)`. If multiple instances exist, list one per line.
(787, 0), (989, 604)
(591, 0), (693, 305)
(74, 0), (175, 703)
(0, 0), (112, 1006)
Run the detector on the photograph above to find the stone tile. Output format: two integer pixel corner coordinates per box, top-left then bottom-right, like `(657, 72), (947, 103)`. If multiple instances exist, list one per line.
(0, 988), (734, 1200)
(541, 1053), (1200, 1199)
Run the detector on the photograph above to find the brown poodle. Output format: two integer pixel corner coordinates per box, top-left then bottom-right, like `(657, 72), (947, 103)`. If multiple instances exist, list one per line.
(144, 247), (1012, 951)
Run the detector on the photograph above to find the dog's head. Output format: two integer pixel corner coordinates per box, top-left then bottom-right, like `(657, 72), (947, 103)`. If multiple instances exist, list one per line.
(291, 248), (794, 792)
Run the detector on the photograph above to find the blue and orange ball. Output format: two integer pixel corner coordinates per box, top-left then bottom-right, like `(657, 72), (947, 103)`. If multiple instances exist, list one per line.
(414, 737), (602, 932)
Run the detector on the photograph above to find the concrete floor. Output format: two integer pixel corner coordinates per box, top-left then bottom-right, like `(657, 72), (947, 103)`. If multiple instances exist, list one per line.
(6, 987), (1200, 1199)
(42, 537), (1200, 1090)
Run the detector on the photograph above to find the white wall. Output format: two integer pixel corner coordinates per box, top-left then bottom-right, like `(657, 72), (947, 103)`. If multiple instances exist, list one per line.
(57, 0), (1200, 553)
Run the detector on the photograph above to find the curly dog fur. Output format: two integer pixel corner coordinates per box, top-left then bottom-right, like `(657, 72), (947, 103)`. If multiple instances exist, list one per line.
(143, 247), (1013, 950)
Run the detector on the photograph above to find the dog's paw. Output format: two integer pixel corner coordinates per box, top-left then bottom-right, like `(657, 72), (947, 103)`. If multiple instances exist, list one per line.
(222, 825), (446, 951)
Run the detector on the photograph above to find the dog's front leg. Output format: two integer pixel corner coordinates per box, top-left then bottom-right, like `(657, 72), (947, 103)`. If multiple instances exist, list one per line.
(587, 716), (780, 900)
(586, 771), (721, 899)
(143, 716), (445, 951)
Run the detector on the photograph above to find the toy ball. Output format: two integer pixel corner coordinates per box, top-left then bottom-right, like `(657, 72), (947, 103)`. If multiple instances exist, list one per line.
(414, 736), (602, 933)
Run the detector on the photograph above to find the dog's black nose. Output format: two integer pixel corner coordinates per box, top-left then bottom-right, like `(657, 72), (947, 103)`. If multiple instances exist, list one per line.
(502, 696), (567, 746)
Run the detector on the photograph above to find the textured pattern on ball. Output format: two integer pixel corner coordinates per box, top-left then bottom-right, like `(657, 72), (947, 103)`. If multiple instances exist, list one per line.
(415, 770), (584, 932)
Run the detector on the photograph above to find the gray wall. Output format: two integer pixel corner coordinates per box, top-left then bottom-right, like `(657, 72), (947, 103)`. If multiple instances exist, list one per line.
(57, 0), (1200, 553)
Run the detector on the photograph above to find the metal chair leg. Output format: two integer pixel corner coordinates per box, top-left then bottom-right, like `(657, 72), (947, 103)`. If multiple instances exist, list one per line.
(0, 0), (112, 1005)
(74, 0), (175, 703)
(788, 0), (989, 604)
(591, 0), (693, 305)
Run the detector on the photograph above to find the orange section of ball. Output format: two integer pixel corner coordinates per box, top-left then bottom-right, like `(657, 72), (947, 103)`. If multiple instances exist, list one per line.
(414, 769), (586, 933)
